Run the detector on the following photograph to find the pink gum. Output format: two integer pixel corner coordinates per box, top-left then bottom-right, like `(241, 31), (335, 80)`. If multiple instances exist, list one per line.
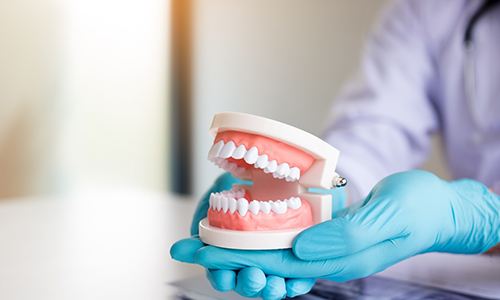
(208, 199), (313, 231)
(215, 131), (314, 173)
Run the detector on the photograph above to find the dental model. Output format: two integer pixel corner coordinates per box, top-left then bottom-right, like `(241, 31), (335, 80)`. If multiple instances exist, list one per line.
(199, 112), (346, 250)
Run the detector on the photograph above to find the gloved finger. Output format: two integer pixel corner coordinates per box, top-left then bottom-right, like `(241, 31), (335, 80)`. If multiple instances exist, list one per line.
(234, 267), (266, 297)
(285, 278), (316, 298)
(194, 237), (413, 281)
(293, 195), (405, 260)
(170, 237), (205, 263)
(206, 269), (236, 292)
(209, 267), (314, 299)
(261, 275), (286, 300)
(194, 246), (334, 278)
(191, 173), (250, 235)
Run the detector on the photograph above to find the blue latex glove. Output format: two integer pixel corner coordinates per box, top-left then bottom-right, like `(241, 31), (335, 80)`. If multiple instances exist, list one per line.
(176, 172), (328, 299)
(172, 237), (317, 299)
(172, 170), (500, 298)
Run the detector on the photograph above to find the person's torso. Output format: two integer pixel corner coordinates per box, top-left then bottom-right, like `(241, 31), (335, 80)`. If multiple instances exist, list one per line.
(424, 0), (500, 191)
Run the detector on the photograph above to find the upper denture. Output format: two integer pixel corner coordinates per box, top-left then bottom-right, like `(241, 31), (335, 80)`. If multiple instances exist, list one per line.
(208, 131), (314, 182)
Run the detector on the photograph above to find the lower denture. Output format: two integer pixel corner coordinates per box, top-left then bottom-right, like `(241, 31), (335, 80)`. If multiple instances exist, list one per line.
(208, 199), (313, 231)
(207, 187), (313, 231)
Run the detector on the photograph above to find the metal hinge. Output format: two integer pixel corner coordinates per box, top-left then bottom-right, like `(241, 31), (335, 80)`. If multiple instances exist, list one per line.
(332, 173), (347, 188)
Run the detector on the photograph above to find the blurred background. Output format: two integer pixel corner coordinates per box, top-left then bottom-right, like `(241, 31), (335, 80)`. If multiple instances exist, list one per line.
(0, 0), (448, 200)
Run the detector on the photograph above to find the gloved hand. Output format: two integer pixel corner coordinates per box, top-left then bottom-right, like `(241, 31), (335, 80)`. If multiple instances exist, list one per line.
(172, 170), (500, 299)
(294, 170), (499, 260)
(177, 172), (340, 299)
(171, 237), (318, 299)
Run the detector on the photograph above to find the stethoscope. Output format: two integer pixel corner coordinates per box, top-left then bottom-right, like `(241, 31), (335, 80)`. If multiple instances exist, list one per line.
(463, 0), (500, 135)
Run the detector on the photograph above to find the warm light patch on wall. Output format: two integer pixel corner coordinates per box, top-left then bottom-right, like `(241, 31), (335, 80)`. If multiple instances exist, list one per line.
(57, 0), (170, 192)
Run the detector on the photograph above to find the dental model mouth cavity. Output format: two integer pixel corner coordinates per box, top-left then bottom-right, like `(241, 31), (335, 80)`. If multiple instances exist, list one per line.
(199, 112), (346, 250)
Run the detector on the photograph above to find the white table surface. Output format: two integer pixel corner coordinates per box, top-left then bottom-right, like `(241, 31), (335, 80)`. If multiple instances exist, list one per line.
(0, 188), (203, 300)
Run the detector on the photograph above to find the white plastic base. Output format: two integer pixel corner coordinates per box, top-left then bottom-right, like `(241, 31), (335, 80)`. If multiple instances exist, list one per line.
(198, 218), (305, 250)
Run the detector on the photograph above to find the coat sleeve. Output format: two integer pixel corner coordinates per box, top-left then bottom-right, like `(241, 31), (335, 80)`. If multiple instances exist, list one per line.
(324, 0), (440, 203)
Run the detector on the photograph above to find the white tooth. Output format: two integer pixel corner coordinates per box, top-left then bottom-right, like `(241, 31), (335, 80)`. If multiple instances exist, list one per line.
(271, 200), (287, 214)
(264, 160), (278, 173)
(260, 201), (271, 214)
(287, 197), (301, 209)
(287, 167), (300, 182)
(209, 194), (214, 209)
(255, 154), (269, 168)
(229, 198), (237, 214)
(220, 141), (236, 158)
(222, 197), (229, 213)
(211, 193), (220, 209)
(244, 147), (259, 164)
(237, 198), (249, 216)
(275, 163), (290, 179)
(211, 194), (217, 208)
(208, 141), (224, 159)
(249, 200), (260, 215)
(232, 145), (247, 159)
(215, 195), (222, 211)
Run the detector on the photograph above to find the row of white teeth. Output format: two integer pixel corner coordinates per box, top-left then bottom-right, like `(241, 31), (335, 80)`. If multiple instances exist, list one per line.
(209, 192), (302, 216)
(208, 140), (301, 182)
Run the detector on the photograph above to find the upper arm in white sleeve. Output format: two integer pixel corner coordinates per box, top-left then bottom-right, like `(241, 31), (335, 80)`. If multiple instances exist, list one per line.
(324, 0), (440, 201)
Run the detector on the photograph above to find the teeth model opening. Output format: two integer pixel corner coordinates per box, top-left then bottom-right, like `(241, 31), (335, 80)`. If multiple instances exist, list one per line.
(207, 130), (315, 231)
